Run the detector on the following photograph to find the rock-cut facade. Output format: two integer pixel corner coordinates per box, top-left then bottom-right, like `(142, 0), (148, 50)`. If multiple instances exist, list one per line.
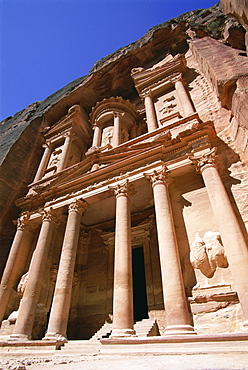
(0, 1), (248, 344)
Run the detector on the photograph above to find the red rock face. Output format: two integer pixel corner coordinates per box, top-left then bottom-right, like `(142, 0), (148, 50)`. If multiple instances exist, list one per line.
(1, 3), (248, 342)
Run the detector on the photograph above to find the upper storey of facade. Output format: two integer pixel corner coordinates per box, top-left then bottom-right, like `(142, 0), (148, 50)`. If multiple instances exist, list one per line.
(0, 2), (247, 233)
(26, 53), (208, 201)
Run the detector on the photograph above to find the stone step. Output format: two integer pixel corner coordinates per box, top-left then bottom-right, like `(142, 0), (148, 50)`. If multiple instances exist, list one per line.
(134, 318), (160, 337)
(89, 318), (159, 341)
(89, 322), (113, 341)
(59, 340), (101, 355)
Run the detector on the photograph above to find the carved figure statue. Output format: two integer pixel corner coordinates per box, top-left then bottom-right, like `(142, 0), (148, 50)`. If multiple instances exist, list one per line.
(17, 271), (29, 296)
(190, 233), (215, 278)
(159, 96), (177, 115)
(102, 126), (114, 147)
(190, 231), (228, 278)
(203, 231), (228, 269)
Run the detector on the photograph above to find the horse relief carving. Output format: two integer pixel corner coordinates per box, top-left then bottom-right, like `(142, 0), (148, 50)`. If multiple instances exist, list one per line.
(190, 231), (228, 278)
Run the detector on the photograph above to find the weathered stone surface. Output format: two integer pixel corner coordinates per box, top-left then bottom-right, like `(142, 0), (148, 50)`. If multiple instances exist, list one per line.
(1, 1), (248, 349)
(190, 36), (248, 108)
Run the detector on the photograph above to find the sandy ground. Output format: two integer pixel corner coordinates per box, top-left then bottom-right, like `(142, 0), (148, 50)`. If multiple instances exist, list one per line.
(1, 353), (248, 370)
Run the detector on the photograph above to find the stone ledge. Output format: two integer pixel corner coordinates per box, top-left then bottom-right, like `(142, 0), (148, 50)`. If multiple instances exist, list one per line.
(0, 339), (63, 350)
(101, 332), (248, 344)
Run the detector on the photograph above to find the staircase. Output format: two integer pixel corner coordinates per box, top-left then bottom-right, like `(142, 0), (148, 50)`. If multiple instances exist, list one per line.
(89, 318), (159, 341)
(134, 318), (160, 337)
(90, 322), (113, 341)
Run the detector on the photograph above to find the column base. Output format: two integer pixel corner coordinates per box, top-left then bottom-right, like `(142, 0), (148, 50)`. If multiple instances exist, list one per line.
(164, 325), (196, 335)
(9, 333), (31, 341)
(43, 332), (68, 343)
(110, 328), (136, 338)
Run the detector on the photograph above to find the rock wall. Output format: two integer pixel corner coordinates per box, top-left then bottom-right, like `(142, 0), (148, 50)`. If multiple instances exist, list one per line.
(1, 3), (248, 339)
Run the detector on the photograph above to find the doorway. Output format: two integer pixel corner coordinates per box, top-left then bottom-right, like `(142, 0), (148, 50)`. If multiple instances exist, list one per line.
(132, 245), (149, 322)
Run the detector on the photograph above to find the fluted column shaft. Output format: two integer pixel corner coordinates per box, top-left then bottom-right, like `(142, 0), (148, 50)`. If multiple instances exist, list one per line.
(0, 214), (34, 323)
(113, 112), (122, 148)
(146, 168), (195, 334)
(193, 150), (248, 328)
(92, 124), (102, 147)
(143, 91), (158, 132)
(174, 78), (194, 117)
(57, 133), (72, 172)
(111, 181), (135, 337)
(11, 209), (60, 339)
(44, 200), (87, 342)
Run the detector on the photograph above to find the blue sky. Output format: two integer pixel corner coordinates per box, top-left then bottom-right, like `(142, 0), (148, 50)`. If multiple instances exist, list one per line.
(0, 0), (217, 121)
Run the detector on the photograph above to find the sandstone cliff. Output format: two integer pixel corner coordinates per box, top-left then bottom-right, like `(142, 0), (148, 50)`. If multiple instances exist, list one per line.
(0, 2), (247, 277)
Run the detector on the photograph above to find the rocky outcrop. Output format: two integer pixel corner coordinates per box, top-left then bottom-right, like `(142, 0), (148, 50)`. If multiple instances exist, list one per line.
(220, 0), (248, 51)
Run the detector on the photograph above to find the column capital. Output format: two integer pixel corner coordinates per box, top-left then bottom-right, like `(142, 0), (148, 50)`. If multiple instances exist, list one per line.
(14, 212), (30, 230)
(42, 141), (52, 150)
(68, 199), (88, 215)
(63, 130), (76, 141)
(170, 73), (183, 85)
(189, 148), (217, 173)
(113, 111), (124, 119)
(93, 122), (101, 129)
(140, 89), (153, 100)
(40, 208), (64, 228)
(145, 166), (172, 187)
(112, 180), (135, 198)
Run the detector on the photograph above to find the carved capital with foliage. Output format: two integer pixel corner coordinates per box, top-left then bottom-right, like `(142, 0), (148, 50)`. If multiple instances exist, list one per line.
(189, 148), (217, 173)
(69, 199), (88, 215)
(15, 212), (35, 232)
(112, 180), (135, 198)
(40, 207), (64, 228)
(145, 165), (172, 187)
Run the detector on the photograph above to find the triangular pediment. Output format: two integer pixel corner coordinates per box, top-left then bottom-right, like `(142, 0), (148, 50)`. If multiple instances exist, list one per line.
(28, 131), (171, 195)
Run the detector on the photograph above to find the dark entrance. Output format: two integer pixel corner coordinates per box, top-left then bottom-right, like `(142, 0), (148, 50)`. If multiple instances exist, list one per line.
(132, 245), (149, 322)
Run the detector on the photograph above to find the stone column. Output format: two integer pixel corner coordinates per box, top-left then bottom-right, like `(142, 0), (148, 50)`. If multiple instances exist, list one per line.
(11, 208), (61, 340)
(57, 133), (73, 172)
(113, 112), (123, 148)
(142, 90), (158, 132)
(173, 76), (195, 117)
(0, 214), (34, 323)
(44, 200), (87, 342)
(111, 181), (135, 337)
(191, 149), (248, 330)
(33, 143), (52, 182)
(146, 167), (195, 334)
(92, 124), (102, 148)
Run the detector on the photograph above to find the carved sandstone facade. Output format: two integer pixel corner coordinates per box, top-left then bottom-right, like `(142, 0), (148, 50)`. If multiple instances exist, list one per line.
(0, 2), (248, 343)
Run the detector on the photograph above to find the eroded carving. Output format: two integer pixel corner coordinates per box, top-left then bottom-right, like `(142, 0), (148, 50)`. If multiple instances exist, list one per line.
(190, 231), (228, 278)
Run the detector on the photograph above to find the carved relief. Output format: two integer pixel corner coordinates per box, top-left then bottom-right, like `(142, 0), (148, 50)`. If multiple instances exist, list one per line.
(203, 231), (228, 270)
(159, 95), (177, 115)
(17, 271), (29, 296)
(101, 126), (114, 147)
(190, 231), (228, 278)
(69, 199), (88, 215)
(190, 147), (217, 173)
(145, 166), (172, 186)
(112, 180), (135, 198)
(50, 264), (58, 285)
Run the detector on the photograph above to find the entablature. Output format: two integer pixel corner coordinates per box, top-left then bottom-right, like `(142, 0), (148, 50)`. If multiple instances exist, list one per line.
(16, 123), (214, 215)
